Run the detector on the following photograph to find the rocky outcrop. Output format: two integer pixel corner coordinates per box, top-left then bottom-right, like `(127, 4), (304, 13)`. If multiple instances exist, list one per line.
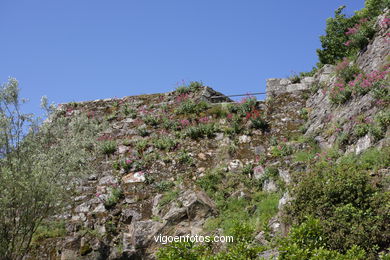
(29, 10), (390, 260)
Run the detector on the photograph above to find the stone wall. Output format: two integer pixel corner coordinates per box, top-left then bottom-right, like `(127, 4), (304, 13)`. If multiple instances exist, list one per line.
(266, 77), (314, 98)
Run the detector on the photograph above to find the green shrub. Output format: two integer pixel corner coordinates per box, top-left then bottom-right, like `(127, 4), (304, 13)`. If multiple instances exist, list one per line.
(293, 150), (316, 163)
(159, 190), (180, 207)
(143, 115), (160, 127)
(104, 187), (123, 208)
(279, 217), (367, 260)
(285, 148), (390, 256)
(250, 116), (269, 131)
(177, 150), (193, 165)
(242, 163), (254, 176)
(32, 220), (66, 244)
(300, 108), (309, 121)
(290, 74), (301, 84)
(188, 81), (203, 91)
(207, 105), (228, 118)
(155, 181), (175, 192)
(374, 110), (390, 129)
(175, 81), (203, 95)
(137, 126), (149, 137)
(317, 6), (358, 65)
(121, 105), (137, 118)
(354, 123), (369, 138)
(154, 137), (178, 151)
(134, 139), (149, 153)
(335, 61), (361, 84)
(239, 97), (257, 116)
(369, 124), (385, 141)
(270, 143), (293, 157)
(329, 83), (352, 105)
(175, 100), (209, 115)
(100, 140), (117, 155)
(162, 118), (180, 131)
(184, 123), (217, 139)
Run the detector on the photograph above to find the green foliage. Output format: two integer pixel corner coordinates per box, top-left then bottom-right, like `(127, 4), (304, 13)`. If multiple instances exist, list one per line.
(104, 187), (123, 208)
(317, 6), (358, 65)
(375, 109), (390, 129)
(177, 150), (193, 165)
(300, 108), (309, 121)
(270, 143), (293, 157)
(121, 105), (137, 118)
(184, 123), (218, 139)
(242, 163), (254, 176)
(156, 241), (206, 260)
(293, 150), (316, 163)
(238, 97), (257, 116)
(31, 220), (66, 244)
(285, 147), (390, 256)
(336, 61), (361, 84)
(155, 181), (175, 192)
(100, 140), (117, 155)
(356, 0), (390, 19)
(159, 190), (180, 207)
(225, 114), (243, 136)
(137, 126), (149, 137)
(175, 81), (203, 94)
(354, 123), (370, 138)
(157, 223), (265, 259)
(290, 74), (301, 84)
(317, 0), (388, 65)
(162, 118), (179, 131)
(250, 116), (269, 131)
(207, 104), (228, 118)
(0, 78), (104, 259)
(154, 137), (178, 151)
(175, 100), (210, 115)
(134, 139), (149, 154)
(279, 217), (367, 260)
(143, 115), (160, 127)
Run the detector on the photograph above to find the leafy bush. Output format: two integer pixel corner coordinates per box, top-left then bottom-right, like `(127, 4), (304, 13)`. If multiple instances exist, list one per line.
(284, 148), (390, 256)
(155, 181), (175, 192)
(100, 140), (117, 155)
(279, 217), (367, 260)
(184, 123), (217, 139)
(104, 187), (123, 208)
(335, 59), (361, 83)
(354, 123), (369, 138)
(270, 143), (293, 157)
(143, 115), (160, 127)
(177, 150), (193, 165)
(134, 139), (149, 154)
(121, 105), (137, 118)
(137, 126), (149, 137)
(162, 118), (180, 131)
(207, 104), (228, 118)
(154, 137), (178, 151)
(175, 100), (209, 115)
(329, 82), (352, 105)
(0, 78), (104, 258)
(175, 81), (203, 94)
(158, 190), (180, 207)
(238, 97), (257, 116)
(317, 6), (358, 65)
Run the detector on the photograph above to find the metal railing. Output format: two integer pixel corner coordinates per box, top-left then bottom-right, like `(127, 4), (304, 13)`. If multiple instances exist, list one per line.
(210, 92), (267, 100)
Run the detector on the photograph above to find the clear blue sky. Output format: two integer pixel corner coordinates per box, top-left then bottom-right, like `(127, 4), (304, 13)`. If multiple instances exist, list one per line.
(1, 0), (364, 115)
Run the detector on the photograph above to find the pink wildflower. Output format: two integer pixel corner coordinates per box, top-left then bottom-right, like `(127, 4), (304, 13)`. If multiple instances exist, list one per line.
(180, 119), (190, 127)
(343, 40), (352, 46)
(199, 116), (210, 124)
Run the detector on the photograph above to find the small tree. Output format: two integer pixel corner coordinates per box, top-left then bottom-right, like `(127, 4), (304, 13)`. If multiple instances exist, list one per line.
(0, 78), (103, 259)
